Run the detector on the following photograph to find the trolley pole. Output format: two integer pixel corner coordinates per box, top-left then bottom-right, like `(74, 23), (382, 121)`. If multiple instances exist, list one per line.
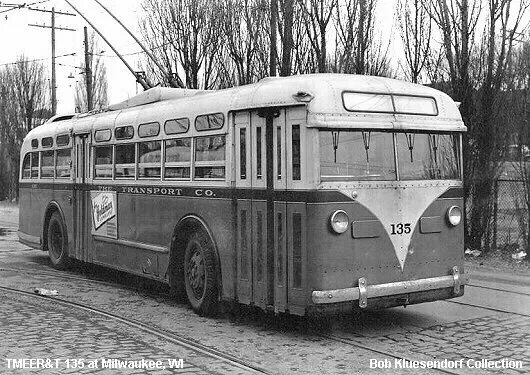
(84, 26), (93, 112)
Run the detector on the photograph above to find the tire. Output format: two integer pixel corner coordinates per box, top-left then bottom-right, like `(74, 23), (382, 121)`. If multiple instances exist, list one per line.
(47, 211), (70, 270)
(184, 230), (218, 315)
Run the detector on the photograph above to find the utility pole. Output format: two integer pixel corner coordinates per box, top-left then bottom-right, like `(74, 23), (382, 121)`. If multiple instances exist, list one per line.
(28, 7), (76, 115)
(84, 26), (93, 111)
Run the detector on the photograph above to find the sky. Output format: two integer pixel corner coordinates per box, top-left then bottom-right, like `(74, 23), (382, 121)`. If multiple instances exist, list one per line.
(0, 0), (398, 114)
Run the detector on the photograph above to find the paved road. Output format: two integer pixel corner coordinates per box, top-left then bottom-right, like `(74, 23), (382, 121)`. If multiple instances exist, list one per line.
(1, 208), (529, 374)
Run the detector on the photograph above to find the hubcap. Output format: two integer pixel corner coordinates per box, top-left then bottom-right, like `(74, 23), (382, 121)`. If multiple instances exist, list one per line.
(186, 245), (205, 299)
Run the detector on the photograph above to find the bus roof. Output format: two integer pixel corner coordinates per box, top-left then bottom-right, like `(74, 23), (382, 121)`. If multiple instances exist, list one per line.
(23, 74), (466, 151)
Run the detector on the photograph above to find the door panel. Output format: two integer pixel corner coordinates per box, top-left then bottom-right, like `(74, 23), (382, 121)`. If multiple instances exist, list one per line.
(73, 134), (90, 262)
(252, 201), (267, 309)
(287, 202), (307, 314)
(236, 199), (252, 304)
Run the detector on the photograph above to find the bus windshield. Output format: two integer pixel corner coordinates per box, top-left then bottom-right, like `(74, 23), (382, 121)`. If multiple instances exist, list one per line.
(319, 130), (460, 181)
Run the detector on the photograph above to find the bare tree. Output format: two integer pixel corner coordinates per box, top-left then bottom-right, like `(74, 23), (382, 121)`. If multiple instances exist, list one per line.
(0, 56), (49, 200)
(140, 0), (225, 89)
(425, 0), (530, 250)
(396, 0), (432, 82)
(296, 0), (336, 72)
(220, 0), (269, 85)
(75, 31), (109, 112)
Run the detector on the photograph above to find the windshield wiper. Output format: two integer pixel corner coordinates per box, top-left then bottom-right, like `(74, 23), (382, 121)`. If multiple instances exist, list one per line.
(362, 131), (371, 162)
(405, 132), (415, 162)
(429, 134), (439, 164)
(331, 130), (340, 163)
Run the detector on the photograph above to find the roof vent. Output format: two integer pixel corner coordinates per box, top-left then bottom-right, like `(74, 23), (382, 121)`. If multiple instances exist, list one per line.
(293, 91), (314, 102)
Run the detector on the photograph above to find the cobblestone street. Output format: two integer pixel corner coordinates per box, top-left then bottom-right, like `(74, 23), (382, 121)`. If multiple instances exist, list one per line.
(1, 290), (247, 374)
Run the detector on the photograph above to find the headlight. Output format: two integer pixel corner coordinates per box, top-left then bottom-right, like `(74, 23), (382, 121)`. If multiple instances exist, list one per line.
(446, 206), (462, 226)
(330, 210), (349, 234)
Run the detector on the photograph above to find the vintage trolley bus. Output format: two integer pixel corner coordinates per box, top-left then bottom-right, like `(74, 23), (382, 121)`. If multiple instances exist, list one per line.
(19, 74), (467, 316)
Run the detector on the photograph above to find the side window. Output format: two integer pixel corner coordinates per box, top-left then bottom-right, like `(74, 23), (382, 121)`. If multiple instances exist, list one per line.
(94, 146), (113, 179)
(292, 125), (301, 180)
(165, 118), (189, 135)
(41, 150), (54, 178)
(138, 122), (160, 138)
(56, 134), (70, 146)
(94, 129), (112, 142)
(115, 143), (135, 178)
(56, 149), (71, 178)
(194, 135), (226, 179)
(22, 153), (31, 179)
(42, 137), (53, 148)
(31, 152), (39, 178)
(164, 138), (191, 179)
(115, 126), (134, 140)
(138, 141), (161, 178)
(195, 113), (224, 131)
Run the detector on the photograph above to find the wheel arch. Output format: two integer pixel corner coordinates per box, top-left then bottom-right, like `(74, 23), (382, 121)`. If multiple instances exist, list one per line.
(42, 201), (68, 252)
(168, 214), (223, 299)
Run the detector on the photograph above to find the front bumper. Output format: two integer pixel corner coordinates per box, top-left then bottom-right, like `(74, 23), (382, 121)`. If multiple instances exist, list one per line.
(311, 266), (467, 308)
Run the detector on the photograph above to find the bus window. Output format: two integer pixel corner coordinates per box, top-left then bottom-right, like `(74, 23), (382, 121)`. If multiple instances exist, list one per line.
(31, 152), (39, 178)
(115, 143), (136, 178)
(42, 137), (53, 148)
(41, 150), (54, 178)
(56, 134), (70, 146)
(395, 133), (460, 180)
(94, 145), (113, 179)
(319, 131), (396, 181)
(94, 129), (112, 142)
(56, 149), (71, 178)
(195, 113), (224, 131)
(292, 125), (301, 180)
(115, 126), (134, 140)
(138, 141), (161, 178)
(165, 118), (189, 135)
(194, 135), (225, 179)
(22, 154), (31, 179)
(31, 139), (38, 148)
(164, 138), (191, 179)
(138, 122), (160, 138)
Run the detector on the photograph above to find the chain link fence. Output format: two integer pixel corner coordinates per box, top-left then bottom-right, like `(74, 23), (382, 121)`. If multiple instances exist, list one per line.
(492, 178), (528, 250)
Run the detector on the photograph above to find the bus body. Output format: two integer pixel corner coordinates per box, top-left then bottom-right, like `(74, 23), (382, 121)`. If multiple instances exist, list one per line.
(18, 74), (467, 316)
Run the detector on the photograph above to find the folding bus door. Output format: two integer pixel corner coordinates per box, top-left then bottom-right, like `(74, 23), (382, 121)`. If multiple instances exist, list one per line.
(234, 111), (268, 310)
(73, 132), (91, 262)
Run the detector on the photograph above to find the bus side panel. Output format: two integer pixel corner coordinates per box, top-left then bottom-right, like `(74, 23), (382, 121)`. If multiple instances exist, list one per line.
(96, 192), (236, 299)
(18, 186), (40, 247)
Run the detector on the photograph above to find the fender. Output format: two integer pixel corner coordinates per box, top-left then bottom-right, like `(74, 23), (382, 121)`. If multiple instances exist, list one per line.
(169, 214), (223, 299)
(42, 200), (69, 253)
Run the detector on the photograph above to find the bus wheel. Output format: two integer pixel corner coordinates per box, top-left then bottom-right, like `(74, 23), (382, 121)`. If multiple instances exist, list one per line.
(47, 211), (70, 270)
(184, 230), (218, 315)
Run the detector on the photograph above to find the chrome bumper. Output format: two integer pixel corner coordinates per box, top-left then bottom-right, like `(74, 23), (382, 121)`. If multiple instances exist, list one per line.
(311, 266), (467, 308)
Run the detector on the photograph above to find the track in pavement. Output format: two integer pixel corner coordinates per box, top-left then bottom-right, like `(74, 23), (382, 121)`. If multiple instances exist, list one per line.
(0, 284), (270, 375)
